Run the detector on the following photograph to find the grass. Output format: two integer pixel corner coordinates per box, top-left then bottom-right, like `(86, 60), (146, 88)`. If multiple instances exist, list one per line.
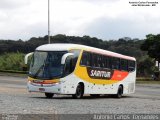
(136, 77), (160, 84)
(0, 72), (28, 77)
(136, 77), (152, 81)
(0, 69), (27, 74)
(136, 80), (160, 84)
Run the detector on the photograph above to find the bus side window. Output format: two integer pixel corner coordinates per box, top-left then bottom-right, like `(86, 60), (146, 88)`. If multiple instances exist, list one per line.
(108, 57), (112, 69)
(111, 57), (120, 70)
(87, 53), (91, 66)
(92, 53), (98, 67)
(101, 55), (105, 68)
(120, 59), (128, 71)
(128, 61), (135, 72)
(117, 58), (120, 70)
(111, 57), (114, 69)
(80, 51), (91, 66)
(97, 55), (102, 67)
(104, 56), (109, 69)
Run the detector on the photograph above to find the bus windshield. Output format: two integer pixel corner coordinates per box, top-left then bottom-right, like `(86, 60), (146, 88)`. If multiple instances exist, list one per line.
(29, 51), (67, 79)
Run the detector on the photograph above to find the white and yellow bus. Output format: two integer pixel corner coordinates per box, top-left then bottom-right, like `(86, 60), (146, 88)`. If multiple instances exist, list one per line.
(25, 43), (136, 99)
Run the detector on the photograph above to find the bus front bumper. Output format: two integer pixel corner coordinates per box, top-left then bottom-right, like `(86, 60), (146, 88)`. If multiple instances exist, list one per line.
(27, 81), (61, 94)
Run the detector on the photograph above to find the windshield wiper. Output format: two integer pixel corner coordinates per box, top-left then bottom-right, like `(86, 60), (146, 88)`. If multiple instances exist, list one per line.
(33, 65), (44, 78)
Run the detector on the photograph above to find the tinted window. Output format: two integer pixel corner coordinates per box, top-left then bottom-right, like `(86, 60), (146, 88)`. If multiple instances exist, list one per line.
(101, 55), (106, 68)
(92, 54), (104, 68)
(97, 55), (103, 67)
(111, 57), (120, 70)
(120, 59), (128, 71)
(128, 61), (136, 72)
(104, 56), (111, 69)
(92, 53), (98, 67)
(80, 51), (91, 66)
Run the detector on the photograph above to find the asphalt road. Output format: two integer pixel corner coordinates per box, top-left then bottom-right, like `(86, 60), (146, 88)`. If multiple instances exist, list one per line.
(0, 75), (160, 114)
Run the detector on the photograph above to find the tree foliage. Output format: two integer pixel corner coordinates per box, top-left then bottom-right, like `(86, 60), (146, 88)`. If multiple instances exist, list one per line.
(141, 34), (160, 72)
(0, 34), (155, 76)
(137, 56), (156, 77)
(0, 35), (145, 59)
(141, 34), (160, 61)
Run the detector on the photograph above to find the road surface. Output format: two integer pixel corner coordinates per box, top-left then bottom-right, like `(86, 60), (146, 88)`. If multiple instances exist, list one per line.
(0, 75), (160, 114)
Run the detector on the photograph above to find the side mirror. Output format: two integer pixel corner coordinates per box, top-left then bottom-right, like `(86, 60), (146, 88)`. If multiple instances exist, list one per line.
(61, 53), (74, 64)
(24, 52), (33, 65)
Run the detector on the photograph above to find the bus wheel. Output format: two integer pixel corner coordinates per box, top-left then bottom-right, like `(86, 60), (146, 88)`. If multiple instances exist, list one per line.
(90, 94), (100, 98)
(115, 86), (123, 98)
(72, 84), (84, 99)
(45, 93), (54, 98)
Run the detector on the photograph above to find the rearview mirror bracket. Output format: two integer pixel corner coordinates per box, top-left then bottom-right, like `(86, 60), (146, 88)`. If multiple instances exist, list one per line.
(61, 53), (74, 64)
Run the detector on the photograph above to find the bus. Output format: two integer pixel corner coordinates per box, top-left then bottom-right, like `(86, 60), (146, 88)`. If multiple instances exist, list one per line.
(25, 43), (136, 99)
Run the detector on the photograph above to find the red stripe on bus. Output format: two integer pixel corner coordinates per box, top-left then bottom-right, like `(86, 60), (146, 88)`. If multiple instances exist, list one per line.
(111, 70), (129, 81)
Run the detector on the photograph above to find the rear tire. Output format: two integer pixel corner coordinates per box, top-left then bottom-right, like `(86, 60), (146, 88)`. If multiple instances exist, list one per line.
(45, 93), (54, 98)
(72, 84), (84, 99)
(115, 86), (123, 98)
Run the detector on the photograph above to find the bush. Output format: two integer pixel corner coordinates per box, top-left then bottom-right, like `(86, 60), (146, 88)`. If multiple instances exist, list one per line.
(0, 52), (25, 71)
(154, 71), (160, 80)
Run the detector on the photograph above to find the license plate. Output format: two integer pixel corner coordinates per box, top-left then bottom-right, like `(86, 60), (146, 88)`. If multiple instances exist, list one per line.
(39, 88), (45, 92)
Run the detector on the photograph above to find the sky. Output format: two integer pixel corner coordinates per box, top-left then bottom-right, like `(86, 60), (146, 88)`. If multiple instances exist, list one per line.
(0, 0), (160, 40)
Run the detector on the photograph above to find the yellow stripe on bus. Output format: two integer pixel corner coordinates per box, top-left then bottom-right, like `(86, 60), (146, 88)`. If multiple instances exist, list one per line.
(28, 77), (60, 83)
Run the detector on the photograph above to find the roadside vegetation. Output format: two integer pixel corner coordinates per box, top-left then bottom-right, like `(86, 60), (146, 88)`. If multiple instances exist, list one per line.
(0, 52), (25, 71)
(136, 77), (160, 84)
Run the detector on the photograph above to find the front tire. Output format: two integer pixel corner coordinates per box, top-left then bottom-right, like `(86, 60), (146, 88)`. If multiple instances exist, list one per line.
(72, 84), (84, 99)
(45, 93), (54, 98)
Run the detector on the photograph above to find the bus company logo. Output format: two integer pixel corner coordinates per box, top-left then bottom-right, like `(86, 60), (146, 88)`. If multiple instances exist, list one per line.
(87, 68), (113, 79)
(91, 70), (111, 78)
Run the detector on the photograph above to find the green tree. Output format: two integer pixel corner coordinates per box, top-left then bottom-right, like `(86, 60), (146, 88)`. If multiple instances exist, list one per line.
(137, 56), (156, 77)
(141, 34), (160, 70)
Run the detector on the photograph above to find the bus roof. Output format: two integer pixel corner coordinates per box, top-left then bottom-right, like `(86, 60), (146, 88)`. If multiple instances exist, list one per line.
(36, 43), (136, 61)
